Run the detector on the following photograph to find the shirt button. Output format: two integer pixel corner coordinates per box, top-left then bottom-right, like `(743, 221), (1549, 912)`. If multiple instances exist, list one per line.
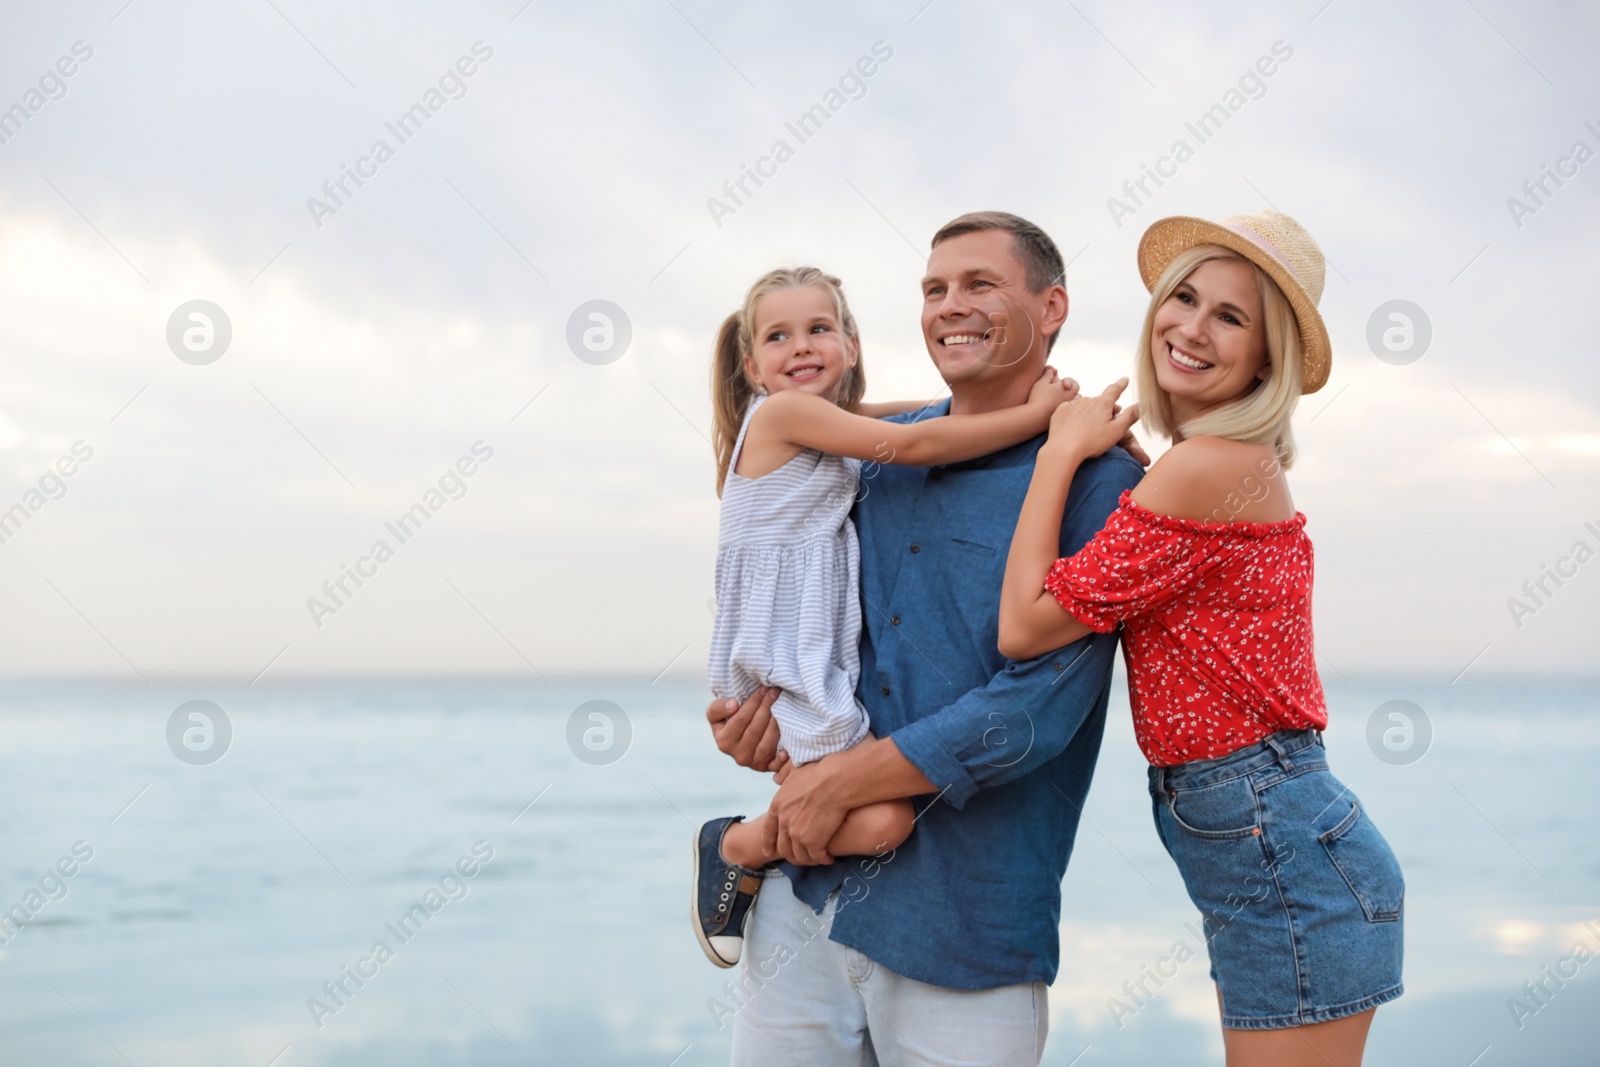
(882, 686), (891, 696)
(891, 616), (901, 625)
(910, 544), (920, 554)
(1053, 662), (1063, 671)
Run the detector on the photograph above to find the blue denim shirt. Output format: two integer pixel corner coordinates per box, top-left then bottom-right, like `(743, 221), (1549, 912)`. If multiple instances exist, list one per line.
(783, 400), (1144, 990)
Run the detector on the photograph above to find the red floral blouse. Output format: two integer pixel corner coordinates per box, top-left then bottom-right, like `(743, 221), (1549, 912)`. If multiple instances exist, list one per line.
(1044, 490), (1328, 767)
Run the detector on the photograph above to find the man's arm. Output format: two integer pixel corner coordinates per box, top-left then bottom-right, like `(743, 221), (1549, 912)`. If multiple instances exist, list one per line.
(764, 632), (1119, 863)
(762, 451), (1144, 864)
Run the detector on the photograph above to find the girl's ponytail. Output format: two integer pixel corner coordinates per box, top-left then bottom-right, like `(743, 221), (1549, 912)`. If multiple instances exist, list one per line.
(712, 312), (756, 496)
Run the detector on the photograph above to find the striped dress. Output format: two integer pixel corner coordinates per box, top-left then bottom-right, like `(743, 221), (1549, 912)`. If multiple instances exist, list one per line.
(707, 395), (870, 765)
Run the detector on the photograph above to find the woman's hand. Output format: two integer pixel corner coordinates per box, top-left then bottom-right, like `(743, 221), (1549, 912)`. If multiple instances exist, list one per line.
(1043, 378), (1140, 465)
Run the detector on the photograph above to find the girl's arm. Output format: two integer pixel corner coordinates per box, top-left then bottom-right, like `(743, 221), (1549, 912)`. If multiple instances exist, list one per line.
(757, 370), (1074, 469)
(998, 381), (1141, 660)
(851, 398), (940, 419)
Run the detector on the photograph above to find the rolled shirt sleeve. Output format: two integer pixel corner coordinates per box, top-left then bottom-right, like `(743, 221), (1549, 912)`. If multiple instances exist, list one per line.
(889, 632), (1120, 809)
(1044, 491), (1230, 631)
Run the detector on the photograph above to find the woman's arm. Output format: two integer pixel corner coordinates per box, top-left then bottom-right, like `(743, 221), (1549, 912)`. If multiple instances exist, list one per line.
(999, 448), (1095, 659)
(757, 370), (1073, 468)
(998, 381), (1142, 660)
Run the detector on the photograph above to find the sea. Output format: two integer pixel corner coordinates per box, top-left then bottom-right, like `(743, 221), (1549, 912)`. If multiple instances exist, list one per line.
(1, 675), (1595, 1066)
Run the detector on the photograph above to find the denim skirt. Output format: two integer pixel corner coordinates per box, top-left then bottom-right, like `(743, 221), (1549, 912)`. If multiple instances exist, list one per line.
(1148, 729), (1405, 1029)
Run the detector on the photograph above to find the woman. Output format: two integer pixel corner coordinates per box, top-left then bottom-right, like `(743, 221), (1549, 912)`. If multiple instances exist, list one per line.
(998, 210), (1403, 1066)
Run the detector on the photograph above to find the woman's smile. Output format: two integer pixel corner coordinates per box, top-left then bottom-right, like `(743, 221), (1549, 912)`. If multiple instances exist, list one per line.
(1165, 342), (1214, 372)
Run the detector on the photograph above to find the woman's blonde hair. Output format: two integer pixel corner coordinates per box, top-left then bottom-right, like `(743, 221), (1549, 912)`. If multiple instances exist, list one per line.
(1135, 244), (1302, 467)
(711, 266), (865, 495)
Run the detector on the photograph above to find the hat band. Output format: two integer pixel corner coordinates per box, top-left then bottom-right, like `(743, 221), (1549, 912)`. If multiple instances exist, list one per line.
(1225, 223), (1299, 285)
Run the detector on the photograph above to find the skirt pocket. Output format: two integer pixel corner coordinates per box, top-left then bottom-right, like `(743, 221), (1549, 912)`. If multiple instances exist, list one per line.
(1319, 799), (1405, 922)
(1167, 776), (1261, 841)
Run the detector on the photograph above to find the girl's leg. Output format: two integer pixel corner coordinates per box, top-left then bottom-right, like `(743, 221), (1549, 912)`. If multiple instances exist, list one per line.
(719, 814), (776, 869)
(1219, 991), (1376, 1067)
(720, 799), (916, 868)
(723, 735), (917, 868)
(825, 797), (916, 857)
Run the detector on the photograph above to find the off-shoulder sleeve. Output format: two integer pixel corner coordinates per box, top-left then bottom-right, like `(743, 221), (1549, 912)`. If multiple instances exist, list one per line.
(1043, 492), (1229, 631)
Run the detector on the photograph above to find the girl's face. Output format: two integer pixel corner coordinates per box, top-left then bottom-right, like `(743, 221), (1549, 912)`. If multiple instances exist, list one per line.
(743, 286), (857, 404)
(1149, 257), (1270, 424)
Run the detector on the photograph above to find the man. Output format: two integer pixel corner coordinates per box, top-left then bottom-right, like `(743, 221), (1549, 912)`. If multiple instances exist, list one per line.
(707, 211), (1146, 1064)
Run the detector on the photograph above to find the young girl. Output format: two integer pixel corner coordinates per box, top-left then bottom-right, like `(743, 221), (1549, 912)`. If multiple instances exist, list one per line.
(998, 212), (1403, 1066)
(694, 265), (1076, 968)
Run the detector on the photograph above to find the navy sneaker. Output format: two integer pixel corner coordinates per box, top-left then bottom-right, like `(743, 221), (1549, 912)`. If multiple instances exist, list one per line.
(692, 816), (762, 968)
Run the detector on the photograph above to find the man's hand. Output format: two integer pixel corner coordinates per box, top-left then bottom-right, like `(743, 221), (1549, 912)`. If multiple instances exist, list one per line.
(762, 756), (849, 866)
(706, 687), (784, 772)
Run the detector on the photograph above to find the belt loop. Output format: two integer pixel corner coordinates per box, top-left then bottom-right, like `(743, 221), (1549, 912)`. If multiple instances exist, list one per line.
(1264, 731), (1294, 771)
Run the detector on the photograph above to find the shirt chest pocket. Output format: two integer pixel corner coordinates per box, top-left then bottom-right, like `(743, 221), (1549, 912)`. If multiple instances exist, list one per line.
(949, 537), (996, 557)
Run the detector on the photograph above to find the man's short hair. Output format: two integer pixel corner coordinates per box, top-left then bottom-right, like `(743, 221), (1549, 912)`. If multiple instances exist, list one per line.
(930, 211), (1065, 294)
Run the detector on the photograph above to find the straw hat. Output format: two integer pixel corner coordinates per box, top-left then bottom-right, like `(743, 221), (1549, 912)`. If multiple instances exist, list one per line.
(1137, 210), (1331, 394)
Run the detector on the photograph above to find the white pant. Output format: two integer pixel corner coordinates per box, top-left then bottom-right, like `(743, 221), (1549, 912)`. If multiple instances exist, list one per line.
(726, 871), (1049, 1066)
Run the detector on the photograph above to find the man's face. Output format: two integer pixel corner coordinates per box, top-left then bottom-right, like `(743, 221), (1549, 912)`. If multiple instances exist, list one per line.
(920, 230), (1063, 387)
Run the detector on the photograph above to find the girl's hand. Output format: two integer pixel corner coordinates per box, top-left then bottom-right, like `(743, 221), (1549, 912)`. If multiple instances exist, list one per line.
(1027, 367), (1079, 420)
(1044, 378), (1140, 464)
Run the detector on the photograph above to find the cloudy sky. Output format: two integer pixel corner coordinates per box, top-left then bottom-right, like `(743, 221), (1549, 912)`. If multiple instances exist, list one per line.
(0, 0), (1594, 682)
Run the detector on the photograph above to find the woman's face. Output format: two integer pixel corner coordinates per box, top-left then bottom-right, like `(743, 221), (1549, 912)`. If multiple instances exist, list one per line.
(1149, 257), (1270, 424)
(743, 286), (857, 404)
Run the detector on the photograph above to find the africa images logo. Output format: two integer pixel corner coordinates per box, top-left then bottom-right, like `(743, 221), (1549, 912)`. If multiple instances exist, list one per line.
(304, 41), (494, 228)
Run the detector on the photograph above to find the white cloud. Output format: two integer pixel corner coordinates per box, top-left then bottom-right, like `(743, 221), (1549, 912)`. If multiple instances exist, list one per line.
(0, 1), (1595, 677)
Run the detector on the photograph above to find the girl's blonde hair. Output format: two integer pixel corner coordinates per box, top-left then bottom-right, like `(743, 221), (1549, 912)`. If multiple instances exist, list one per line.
(1135, 244), (1302, 467)
(711, 267), (865, 495)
